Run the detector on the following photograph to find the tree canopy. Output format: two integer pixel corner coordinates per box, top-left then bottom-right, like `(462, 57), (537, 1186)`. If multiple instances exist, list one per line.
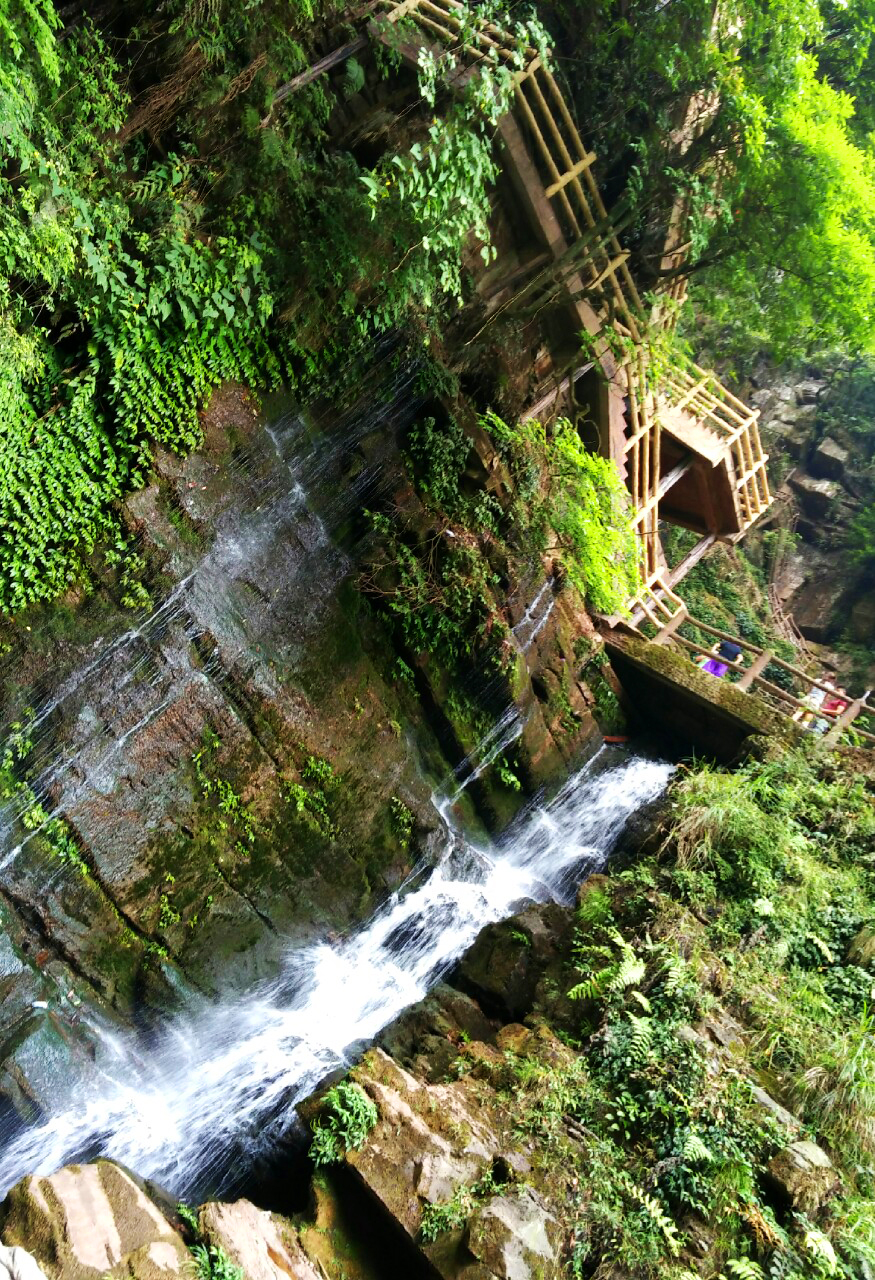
(549, 0), (875, 360)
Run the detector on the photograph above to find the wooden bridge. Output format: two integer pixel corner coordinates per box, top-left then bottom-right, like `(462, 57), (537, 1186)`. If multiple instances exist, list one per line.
(378, 0), (773, 624)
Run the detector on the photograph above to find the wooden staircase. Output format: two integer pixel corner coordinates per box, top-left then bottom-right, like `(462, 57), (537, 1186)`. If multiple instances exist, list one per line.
(378, 0), (773, 622)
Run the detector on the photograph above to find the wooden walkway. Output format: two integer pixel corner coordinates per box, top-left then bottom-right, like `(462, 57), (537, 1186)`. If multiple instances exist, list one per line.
(378, 0), (773, 622)
(651, 608), (874, 746)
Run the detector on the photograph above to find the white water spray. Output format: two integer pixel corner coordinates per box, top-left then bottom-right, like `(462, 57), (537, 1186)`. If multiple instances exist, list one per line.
(0, 750), (672, 1199)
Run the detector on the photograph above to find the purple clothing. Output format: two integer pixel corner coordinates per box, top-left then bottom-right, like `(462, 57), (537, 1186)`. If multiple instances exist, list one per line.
(701, 658), (729, 677)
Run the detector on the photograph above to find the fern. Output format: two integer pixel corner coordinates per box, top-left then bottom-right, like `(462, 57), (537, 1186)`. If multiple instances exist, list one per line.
(626, 1013), (655, 1063)
(617, 1172), (681, 1255)
(681, 1130), (713, 1164)
(802, 1229), (838, 1276)
(726, 1260), (765, 1280)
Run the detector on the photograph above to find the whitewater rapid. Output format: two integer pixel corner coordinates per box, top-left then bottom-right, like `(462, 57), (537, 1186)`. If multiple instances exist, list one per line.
(0, 750), (671, 1199)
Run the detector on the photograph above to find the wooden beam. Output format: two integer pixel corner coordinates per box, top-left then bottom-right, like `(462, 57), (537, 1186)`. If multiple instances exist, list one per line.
(654, 606), (688, 645)
(544, 153), (597, 198)
(737, 648), (773, 691)
(682, 617), (761, 653)
(657, 457), (694, 501)
(666, 532), (716, 587)
(263, 34), (369, 119)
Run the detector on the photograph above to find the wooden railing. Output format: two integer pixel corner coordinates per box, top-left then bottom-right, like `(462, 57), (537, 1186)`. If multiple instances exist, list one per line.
(654, 610), (875, 746)
(662, 363), (772, 533)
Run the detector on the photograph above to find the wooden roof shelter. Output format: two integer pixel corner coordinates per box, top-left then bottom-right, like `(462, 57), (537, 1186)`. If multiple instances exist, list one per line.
(377, 0), (773, 625)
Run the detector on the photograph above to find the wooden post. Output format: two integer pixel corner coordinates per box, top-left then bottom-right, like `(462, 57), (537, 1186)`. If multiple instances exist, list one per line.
(737, 648), (773, 691)
(824, 695), (869, 746)
(654, 606), (688, 645)
(262, 35), (369, 121)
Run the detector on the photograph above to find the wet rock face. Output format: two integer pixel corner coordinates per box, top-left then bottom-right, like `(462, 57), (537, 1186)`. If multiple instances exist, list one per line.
(751, 368), (874, 670)
(0, 375), (609, 1120)
(0, 1162), (189, 1280)
(0, 382), (451, 1112)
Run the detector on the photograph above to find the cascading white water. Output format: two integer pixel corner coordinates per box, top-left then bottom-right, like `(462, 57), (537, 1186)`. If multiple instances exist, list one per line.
(0, 749), (672, 1199)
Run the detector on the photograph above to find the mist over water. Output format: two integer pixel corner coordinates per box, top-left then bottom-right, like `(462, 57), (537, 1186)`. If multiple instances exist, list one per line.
(0, 749), (672, 1200)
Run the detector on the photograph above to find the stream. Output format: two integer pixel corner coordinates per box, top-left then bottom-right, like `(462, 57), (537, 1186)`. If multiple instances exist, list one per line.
(0, 747), (671, 1200)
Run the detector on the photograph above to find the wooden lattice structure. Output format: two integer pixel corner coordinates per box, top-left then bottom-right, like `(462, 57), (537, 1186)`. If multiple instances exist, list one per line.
(378, 0), (773, 623)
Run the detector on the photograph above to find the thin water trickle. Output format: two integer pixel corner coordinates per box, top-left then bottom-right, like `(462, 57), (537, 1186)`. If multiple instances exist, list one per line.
(0, 749), (672, 1199)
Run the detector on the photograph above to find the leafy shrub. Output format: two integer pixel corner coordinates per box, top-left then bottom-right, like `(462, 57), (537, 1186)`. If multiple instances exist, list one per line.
(419, 1167), (499, 1242)
(482, 412), (639, 614)
(308, 1081), (378, 1167)
(190, 1243), (244, 1280)
(363, 510), (505, 672)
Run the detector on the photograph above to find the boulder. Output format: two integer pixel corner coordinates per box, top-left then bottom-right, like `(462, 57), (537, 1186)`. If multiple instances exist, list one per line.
(849, 593), (875, 646)
(199, 1200), (320, 1280)
(0, 1161), (189, 1280)
(749, 1085), (802, 1133)
(454, 904), (573, 1021)
(788, 555), (854, 643)
(464, 1188), (561, 1280)
(795, 379), (825, 405)
(0, 1247), (48, 1280)
(766, 1141), (842, 1218)
(379, 983), (496, 1082)
(332, 1049), (560, 1280)
(810, 437), (849, 483)
(788, 472), (841, 520)
(847, 925), (875, 970)
(344, 1049), (499, 1237)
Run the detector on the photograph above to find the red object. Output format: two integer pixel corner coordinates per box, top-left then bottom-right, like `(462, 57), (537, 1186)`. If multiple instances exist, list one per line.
(603, 735), (629, 743)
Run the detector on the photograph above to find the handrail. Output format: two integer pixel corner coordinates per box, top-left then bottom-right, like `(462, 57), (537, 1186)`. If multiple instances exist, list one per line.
(663, 610), (872, 744)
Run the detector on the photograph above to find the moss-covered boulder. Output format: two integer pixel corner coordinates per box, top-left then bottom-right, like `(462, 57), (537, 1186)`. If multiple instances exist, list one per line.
(454, 903), (574, 1022)
(0, 1162), (188, 1280)
(766, 1141), (843, 1219)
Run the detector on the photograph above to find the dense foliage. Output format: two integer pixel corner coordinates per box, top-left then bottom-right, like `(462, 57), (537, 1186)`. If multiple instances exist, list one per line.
(0, 0), (544, 613)
(486, 412), (640, 613)
(0, 2), (304, 611)
(411, 747), (875, 1278)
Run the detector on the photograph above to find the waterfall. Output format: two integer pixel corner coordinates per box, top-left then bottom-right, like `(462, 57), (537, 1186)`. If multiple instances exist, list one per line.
(0, 749), (672, 1199)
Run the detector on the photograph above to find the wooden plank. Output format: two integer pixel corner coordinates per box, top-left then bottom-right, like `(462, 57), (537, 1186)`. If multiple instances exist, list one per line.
(665, 532), (716, 586)
(496, 114), (568, 257)
(512, 82), (581, 239)
(588, 250), (631, 291)
(526, 70), (638, 335)
(657, 457), (694, 500)
(671, 374), (711, 412)
(544, 152), (597, 197)
(266, 34), (369, 112)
